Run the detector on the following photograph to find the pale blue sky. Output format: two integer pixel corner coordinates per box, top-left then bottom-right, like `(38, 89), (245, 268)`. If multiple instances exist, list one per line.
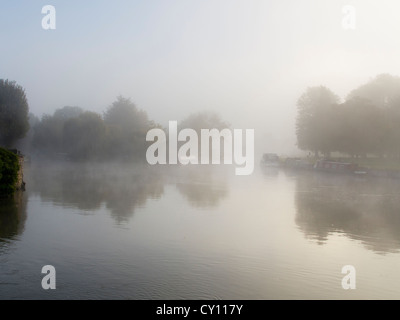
(2, 0), (400, 154)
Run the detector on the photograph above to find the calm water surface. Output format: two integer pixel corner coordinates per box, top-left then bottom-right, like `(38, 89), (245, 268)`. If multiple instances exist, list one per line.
(1, 162), (400, 299)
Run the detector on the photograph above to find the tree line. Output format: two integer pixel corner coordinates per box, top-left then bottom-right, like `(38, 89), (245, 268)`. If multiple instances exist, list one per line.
(3, 73), (400, 161)
(28, 97), (158, 161)
(296, 74), (400, 158)
(0, 79), (227, 161)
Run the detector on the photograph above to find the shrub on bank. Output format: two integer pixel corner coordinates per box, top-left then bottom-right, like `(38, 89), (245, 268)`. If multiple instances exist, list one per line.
(0, 148), (20, 197)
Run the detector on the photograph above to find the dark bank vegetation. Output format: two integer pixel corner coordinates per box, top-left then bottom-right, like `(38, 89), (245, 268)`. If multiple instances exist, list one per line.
(0, 147), (20, 197)
(0, 80), (29, 148)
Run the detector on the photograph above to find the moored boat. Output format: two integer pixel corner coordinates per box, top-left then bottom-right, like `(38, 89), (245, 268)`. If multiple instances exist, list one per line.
(313, 159), (359, 174)
(260, 153), (280, 167)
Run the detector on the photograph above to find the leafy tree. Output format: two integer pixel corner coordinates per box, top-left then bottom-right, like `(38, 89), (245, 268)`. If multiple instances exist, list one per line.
(335, 97), (386, 157)
(347, 74), (400, 109)
(104, 96), (153, 160)
(32, 114), (64, 153)
(53, 106), (83, 120)
(295, 78), (400, 158)
(0, 79), (29, 147)
(178, 111), (230, 162)
(32, 106), (84, 154)
(63, 111), (106, 160)
(296, 86), (340, 156)
(386, 97), (400, 158)
(15, 113), (40, 154)
(179, 111), (229, 133)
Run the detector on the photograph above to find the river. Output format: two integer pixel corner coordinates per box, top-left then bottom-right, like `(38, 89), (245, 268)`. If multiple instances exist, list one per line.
(1, 162), (400, 299)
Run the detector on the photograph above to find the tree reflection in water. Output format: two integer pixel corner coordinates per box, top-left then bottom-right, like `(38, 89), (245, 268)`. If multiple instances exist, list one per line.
(25, 162), (164, 224)
(24, 163), (229, 223)
(0, 191), (27, 248)
(293, 171), (400, 254)
(174, 167), (228, 209)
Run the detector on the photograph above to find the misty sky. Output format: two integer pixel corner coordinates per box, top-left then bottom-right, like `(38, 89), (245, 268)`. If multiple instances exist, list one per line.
(2, 0), (400, 155)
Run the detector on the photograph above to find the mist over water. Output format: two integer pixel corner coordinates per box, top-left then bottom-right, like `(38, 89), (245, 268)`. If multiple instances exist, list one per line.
(0, 163), (400, 299)
(2, 1), (400, 301)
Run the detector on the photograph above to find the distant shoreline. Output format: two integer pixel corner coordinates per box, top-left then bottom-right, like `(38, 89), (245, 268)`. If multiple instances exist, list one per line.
(263, 154), (400, 180)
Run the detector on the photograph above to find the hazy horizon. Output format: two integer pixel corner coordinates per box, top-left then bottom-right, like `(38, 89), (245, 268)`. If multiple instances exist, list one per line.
(4, 1), (400, 303)
(2, 0), (400, 155)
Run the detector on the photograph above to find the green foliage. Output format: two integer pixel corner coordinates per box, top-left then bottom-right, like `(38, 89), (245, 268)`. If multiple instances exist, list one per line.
(0, 79), (30, 147)
(0, 148), (20, 196)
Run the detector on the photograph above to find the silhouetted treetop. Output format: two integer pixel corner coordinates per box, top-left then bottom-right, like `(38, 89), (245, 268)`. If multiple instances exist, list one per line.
(0, 79), (29, 147)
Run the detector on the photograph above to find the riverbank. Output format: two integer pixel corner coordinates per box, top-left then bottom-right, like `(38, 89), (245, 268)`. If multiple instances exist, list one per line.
(278, 156), (400, 179)
(0, 148), (25, 197)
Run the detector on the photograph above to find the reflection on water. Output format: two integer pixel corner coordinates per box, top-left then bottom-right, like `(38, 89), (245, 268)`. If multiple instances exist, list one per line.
(260, 166), (280, 177)
(293, 171), (400, 254)
(0, 192), (27, 250)
(25, 162), (165, 223)
(24, 163), (229, 222)
(175, 168), (228, 208)
(2, 162), (400, 299)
